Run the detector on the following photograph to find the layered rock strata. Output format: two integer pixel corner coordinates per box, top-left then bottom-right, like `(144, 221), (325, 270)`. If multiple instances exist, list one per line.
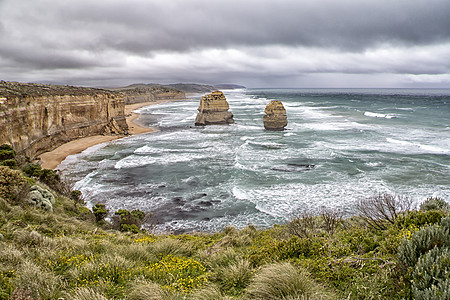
(111, 84), (186, 105)
(195, 91), (234, 126)
(0, 81), (128, 159)
(263, 100), (288, 131)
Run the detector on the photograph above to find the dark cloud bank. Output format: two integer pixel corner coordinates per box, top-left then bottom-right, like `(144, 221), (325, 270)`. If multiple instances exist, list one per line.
(1, 0), (449, 88)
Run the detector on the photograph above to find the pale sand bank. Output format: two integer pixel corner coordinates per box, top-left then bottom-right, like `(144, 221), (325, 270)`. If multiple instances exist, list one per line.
(39, 98), (187, 169)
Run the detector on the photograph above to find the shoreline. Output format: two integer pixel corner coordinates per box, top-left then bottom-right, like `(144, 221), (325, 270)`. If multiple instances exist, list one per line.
(39, 98), (187, 169)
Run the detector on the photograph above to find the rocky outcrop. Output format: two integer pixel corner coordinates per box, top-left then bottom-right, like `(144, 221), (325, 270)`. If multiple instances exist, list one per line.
(0, 81), (128, 159)
(195, 91), (234, 126)
(263, 100), (287, 131)
(111, 84), (186, 105)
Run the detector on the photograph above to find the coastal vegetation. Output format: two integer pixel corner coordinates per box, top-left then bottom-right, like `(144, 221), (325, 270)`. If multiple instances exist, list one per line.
(0, 144), (449, 299)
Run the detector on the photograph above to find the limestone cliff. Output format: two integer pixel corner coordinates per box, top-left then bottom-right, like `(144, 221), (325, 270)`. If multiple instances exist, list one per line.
(263, 100), (288, 131)
(0, 81), (128, 159)
(195, 91), (234, 126)
(111, 84), (186, 104)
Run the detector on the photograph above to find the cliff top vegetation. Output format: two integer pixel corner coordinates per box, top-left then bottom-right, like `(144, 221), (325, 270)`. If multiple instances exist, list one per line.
(0, 81), (118, 99)
(0, 144), (448, 299)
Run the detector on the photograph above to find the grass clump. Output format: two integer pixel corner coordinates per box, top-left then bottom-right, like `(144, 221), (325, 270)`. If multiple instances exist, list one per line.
(246, 262), (334, 300)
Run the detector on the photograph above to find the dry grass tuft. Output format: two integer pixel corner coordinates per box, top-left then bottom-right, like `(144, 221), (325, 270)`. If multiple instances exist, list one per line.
(246, 262), (334, 300)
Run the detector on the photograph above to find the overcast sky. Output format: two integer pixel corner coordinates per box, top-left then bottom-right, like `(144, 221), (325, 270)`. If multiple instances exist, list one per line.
(1, 0), (450, 88)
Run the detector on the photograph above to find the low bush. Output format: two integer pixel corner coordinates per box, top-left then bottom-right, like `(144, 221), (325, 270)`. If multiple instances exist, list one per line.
(395, 210), (446, 229)
(0, 144), (16, 161)
(412, 246), (450, 299)
(92, 204), (108, 223)
(398, 217), (450, 269)
(0, 166), (28, 203)
(420, 197), (450, 212)
(22, 163), (43, 178)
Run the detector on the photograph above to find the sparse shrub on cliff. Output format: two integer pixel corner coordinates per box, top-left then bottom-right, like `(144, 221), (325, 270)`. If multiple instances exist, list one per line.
(0, 144), (16, 161)
(0, 166), (28, 203)
(0, 159), (17, 167)
(420, 197), (450, 212)
(92, 203), (108, 223)
(356, 193), (414, 230)
(114, 209), (145, 233)
(287, 210), (318, 238)
(22, 163), (42, 178)
(70, 190), (84, 205)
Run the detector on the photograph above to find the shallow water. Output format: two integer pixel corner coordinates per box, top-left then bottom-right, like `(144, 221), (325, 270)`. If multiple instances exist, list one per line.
(59, 88), (450, 233)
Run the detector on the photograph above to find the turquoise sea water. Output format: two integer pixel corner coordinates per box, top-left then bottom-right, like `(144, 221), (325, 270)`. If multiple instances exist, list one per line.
(59, 88), (450, 233)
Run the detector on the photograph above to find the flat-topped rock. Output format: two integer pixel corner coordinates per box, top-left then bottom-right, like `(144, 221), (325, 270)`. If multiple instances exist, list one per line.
(263, 100), (287, 131)
(195, 91), (234, 126)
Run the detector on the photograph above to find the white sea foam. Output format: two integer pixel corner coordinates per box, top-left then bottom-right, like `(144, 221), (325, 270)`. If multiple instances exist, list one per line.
(364, 111), (397, 119)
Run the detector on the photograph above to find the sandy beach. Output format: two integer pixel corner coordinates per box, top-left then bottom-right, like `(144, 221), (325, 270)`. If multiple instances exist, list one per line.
(39, 99), (185, 169)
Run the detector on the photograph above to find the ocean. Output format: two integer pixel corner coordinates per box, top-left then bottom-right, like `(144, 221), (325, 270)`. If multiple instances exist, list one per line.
(59, 88), (450, 233)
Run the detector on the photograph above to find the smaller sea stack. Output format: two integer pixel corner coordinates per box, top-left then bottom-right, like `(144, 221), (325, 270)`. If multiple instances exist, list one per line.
(195, 91), (234, 126)
(263, 100), (288, 131)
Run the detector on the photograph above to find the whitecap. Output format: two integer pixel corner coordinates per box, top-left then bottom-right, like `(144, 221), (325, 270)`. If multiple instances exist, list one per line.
(364, 111), (397, 119)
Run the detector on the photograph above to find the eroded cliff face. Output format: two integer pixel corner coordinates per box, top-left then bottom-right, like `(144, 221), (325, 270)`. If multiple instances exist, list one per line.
(0, 81), (128, 159)
(112, 84), (186, 104)
(195, 91), (234, 126)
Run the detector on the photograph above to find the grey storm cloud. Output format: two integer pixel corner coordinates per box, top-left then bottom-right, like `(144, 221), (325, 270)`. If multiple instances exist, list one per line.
(0, 0), (450, 87)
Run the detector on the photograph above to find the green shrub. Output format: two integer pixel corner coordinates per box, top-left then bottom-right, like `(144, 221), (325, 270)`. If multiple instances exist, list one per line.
(114, 209), (145, 233)
(0, 166), (28, 203)
(412, 246), (450, 299)
(0, 159), (17, 167)
(420, 197), (450, 212)
(70, 190), (83, 204)
(22, 163), (43, 177)
(246, 262), (334, 300)
(92, 204), (108, 223)
(0, 144), (16, 161)
(39, 168), (60, 187)
(396, 210), (446, 229)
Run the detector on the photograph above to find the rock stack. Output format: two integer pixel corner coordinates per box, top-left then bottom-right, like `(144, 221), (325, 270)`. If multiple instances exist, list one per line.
(195, 91), (234, 126)
(263, 100), (288, 131)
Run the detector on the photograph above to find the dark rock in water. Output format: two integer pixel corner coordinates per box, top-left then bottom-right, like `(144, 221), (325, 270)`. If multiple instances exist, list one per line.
(188, 193), (207, 201)
(198, 200), (213, 207)
(271, 164), (315, 172)
(172, 197), (185, 205)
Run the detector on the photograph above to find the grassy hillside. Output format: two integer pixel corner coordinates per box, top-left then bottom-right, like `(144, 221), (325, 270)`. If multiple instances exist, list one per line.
(0, 144), (449, 299)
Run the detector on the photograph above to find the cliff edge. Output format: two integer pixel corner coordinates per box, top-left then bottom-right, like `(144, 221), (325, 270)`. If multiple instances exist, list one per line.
(0, 81), (128, 160)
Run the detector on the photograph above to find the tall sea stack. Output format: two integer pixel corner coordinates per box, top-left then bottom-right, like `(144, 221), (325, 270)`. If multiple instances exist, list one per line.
(263, 100), (288, 131)
(195, 91), (234, 126)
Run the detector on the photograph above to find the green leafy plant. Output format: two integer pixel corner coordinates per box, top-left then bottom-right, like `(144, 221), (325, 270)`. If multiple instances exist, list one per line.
(0, 144), (16, 161)
(92, 204), (108, 223)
